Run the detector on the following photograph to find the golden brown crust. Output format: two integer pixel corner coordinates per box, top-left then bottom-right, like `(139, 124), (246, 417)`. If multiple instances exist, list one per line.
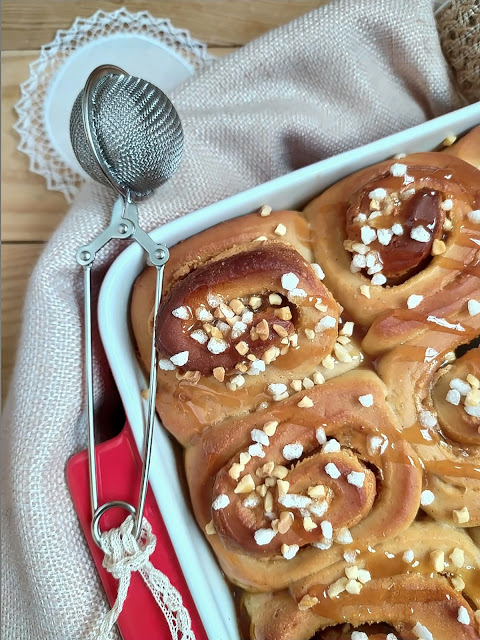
(304, 152), (480, 328)
(184, 370), (422, 591)
(162, 209), (313, 293)
(376, 326), (480, 527)
(131, 209), (363, 446)
(443, 125), (480, 170)
(247, 522), (480, 640)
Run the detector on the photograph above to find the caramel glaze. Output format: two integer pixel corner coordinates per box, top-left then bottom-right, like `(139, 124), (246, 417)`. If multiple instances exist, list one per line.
(432, 347), (480, 446)
(315, 625), (402, 640)
(156, 243), (339, 375)
(345, 163), (480, 284)
(308, 575), (480, 638)
(347, 184), (444, 282)
(185, 372), (422, 566)
(362, 215), (480, 356)
(376, 341), (480, 482)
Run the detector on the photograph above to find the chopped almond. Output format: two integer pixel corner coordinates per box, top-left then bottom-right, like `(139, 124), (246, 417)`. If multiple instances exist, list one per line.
(275, 306), (292, 320)
(239, 452), (251, 466)
(297, 396), (314, 408)
(271, 324), (288, 339)
(229, 298), (245, 314)
(235, 341), (249, 355)
(205, 520), (216, 535)
(308, 485), (326, 499)
(327, 578), (348, 599)
(256, 484), (267, 497)
(430, 550), (445, 572)
(278, 511), (294, 534)
(453, 507), (470, 525)
(272, 465), (288, 479)
(277, 479), (290, 498)
(322, 354), (335, 369)
(213, 367), (225, 382)
(303, 516), (317, 532)
(262, 346), (280, 364)
(183, 370), (201, 384)
(432, 239), (446, 256)
(259, 204), (272, 217)
(269, 293), (283, 306)
(298, 595), (318, 610)
(360, 285), (371, 299)
(334, 343), (353, 363)
(467, 374), (480, 388)
(229, 463), (244, 480)
(256, 319), (270, 341)
(264, 491), (274, 513)
(234, 474), (255, 494)
(210, 326), (224, 339)
(451, 575), (465, 591)
(263, 421), (278, 436)
(442, 134), (457, 146)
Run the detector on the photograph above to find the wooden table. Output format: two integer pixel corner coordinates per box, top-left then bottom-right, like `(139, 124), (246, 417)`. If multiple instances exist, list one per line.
(1, 0), (329, 405)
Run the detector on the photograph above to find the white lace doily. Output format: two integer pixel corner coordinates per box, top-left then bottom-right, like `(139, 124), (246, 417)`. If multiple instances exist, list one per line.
(14, 7), (213, 202)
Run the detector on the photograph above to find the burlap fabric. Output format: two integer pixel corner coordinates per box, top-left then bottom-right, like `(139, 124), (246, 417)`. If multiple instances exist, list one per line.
(2, 1), (478, 639)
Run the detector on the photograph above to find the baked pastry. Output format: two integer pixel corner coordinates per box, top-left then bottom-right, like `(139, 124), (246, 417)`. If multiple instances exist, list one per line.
(304, 129), (480, 331)
(443, 125), (480, 169)
(376, 330), (480, 527)
(131, 209), (363, 446)
(130, 127), (480, 640)
(245, 522), (480, 640)
(184, 370), (421, 591)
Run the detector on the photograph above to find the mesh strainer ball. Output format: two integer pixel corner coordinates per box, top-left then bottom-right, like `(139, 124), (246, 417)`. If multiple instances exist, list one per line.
(70, 66), (184, 201)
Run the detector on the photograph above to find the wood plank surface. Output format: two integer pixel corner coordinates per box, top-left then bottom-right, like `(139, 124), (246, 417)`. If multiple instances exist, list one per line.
(2, 244), (44, 405)
(2, 1), (327, 50)
(1, 0), (328, 406)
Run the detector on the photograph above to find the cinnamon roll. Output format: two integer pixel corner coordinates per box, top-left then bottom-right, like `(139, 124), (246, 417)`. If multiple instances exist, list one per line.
(245, 522), (480, 640)
(127, 126), (480, 640)
(184, 370), (421, 591)
(304, 148), (480, 330)
(443, 125), (480, 170)
(376, 321), (480, 527)
(131, 209), (363, 446)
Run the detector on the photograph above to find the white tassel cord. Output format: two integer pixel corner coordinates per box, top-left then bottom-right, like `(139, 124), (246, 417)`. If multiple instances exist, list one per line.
(96, 515), (196, 640)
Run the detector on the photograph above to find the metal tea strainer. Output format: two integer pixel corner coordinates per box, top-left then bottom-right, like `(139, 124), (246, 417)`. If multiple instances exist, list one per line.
(70, 64), (183, 544)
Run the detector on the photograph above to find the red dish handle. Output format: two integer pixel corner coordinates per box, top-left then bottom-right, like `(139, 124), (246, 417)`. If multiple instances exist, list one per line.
(66, 421), (206, 640)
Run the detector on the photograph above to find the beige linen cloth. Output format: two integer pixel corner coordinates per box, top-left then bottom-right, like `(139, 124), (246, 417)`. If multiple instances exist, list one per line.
(2, 0), (479, 639)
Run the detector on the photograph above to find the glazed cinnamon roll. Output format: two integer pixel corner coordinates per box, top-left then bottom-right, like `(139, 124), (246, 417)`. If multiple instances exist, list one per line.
(245, 522), (480, 640)
(376, 319), (480, 527)
(304, 148), (480, 329)
(184, 370), (421, 591)
(131, 209), (362, 445)
(443, 125), (480, 170)
(127, 126), (480, 640)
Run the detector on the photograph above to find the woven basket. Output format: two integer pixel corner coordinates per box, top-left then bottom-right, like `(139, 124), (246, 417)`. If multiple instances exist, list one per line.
(437, 0), (480, 103)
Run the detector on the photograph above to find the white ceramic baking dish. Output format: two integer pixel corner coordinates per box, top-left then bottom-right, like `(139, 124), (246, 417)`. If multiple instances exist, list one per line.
(98, 101), (480, 640)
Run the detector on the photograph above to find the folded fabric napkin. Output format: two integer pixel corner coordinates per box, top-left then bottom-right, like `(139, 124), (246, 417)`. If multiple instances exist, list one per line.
(2, 0), (478, 638)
